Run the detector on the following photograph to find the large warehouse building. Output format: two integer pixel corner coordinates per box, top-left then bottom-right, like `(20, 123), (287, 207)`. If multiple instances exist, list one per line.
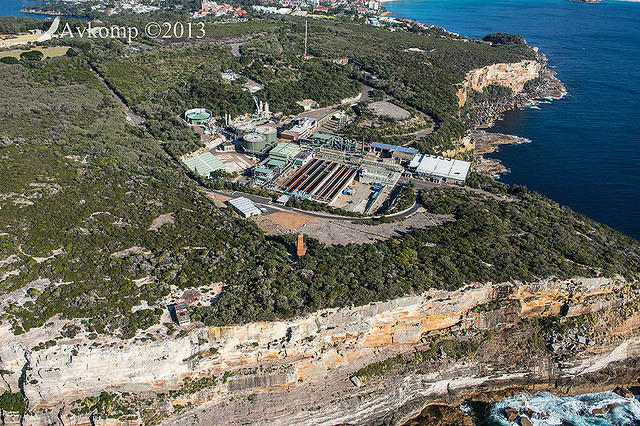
(410, 155), (471, 184)
(183, 152), (226, 177)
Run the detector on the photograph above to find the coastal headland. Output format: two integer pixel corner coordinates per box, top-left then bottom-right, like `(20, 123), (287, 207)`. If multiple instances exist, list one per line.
(0, 10), (638, 426)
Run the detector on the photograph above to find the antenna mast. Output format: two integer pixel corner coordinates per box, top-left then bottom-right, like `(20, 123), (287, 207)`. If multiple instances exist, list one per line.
(304, 20), (308, 58)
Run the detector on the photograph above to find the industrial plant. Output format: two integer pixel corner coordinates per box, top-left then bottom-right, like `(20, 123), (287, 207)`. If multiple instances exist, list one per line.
(179, 90), (470, 216)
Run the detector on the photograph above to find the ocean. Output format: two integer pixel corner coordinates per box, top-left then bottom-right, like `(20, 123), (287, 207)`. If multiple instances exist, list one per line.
(0, 0), (51, 19)
(387, 0), (640, 241)
(488, 391), (640, 425)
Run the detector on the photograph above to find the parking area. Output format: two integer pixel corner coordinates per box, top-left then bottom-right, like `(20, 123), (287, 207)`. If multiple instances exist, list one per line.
(367, 101), (411, 119)
(332, 181), (392, 214)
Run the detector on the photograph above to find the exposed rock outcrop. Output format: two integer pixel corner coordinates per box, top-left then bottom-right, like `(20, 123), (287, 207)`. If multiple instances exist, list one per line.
(456, 59), (543, 108)
(2, 275), (638, 425)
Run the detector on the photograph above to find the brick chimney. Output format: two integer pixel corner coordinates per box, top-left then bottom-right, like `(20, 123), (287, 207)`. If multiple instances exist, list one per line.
(297, 233), (306, 257)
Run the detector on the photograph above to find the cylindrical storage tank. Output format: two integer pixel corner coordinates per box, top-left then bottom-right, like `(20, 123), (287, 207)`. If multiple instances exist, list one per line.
(243, 132), (267, 153)
(235, 122), (256, 137)
(256, 125), (278, 144)
(184, 108), (212, 125)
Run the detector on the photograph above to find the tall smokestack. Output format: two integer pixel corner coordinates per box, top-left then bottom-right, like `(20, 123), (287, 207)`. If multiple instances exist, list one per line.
(297, 233), (306, 257)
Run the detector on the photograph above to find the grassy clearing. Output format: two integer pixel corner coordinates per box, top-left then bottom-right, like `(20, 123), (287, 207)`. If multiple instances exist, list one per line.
(0, 46), (69, 59)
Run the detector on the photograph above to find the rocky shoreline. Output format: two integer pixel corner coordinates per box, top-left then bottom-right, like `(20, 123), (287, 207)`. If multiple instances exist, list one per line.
(18, 9), (61, 16)
(467, 54), (566, 176)
(403, 384), (640, 425)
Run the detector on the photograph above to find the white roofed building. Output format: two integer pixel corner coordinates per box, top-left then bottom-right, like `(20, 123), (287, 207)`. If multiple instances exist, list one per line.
(413, 155), (471, 184)
(227, 197), (262, 218)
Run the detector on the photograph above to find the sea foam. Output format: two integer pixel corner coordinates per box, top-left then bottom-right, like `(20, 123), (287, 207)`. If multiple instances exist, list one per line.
(490, 391), (640, 425)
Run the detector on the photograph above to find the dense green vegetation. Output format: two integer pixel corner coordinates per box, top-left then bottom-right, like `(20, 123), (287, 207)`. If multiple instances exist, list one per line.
(0, 56), (19, 64)
(1, 17), (639, 339)
(19, 50), (43, 61)
(81, 16), (536, 156)
(483, 32), (527, 45)
(0, 391), (27, 414)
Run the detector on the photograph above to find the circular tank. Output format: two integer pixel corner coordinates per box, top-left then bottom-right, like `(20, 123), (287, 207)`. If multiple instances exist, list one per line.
(235, 122), (256, 136)
(256, 125), (278, 144)
(243, 132), (267, 152)
(184, 108), (212, 125)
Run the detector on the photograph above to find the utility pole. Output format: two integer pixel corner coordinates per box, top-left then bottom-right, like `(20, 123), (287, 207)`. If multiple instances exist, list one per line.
(304, 20), (308, 58)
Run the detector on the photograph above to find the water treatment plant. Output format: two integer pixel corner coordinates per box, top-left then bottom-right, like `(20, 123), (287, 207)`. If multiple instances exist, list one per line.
(180, 101), (470, 215)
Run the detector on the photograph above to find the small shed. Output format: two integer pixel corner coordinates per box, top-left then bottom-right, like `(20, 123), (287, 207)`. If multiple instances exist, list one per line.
(174, 304), (191, 326)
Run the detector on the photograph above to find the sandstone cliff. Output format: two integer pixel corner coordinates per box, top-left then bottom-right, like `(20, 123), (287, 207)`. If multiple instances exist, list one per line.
(2, 275), (639, 425)
(456, 59), (542, 108)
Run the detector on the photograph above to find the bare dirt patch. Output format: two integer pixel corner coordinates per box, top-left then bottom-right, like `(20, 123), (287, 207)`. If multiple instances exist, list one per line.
(212, 151), (256, 174)
(255, 208), (450, 246)
(259, 211), (315, 230)
(368, 101), (411, 120)
(148, 213), (174, 231)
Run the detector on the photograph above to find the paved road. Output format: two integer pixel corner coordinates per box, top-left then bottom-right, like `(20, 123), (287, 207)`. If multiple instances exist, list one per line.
(213, 190), (421, 223)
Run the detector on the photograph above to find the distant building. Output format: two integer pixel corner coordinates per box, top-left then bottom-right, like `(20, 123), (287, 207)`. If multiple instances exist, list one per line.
(359, 167), (399, 186)
(276, 194), (290, 204)
(269, 142), (302, 161)
(293, 150), (314, 168)
(254, 166), (276, 181)
(221, 69), (239, 82)
(184, 108), (212, 125)
(219, 141), (236, 152)
(370, 142), (419, 161)
(228, 197), (262, 218)
(281, 117), (317, 140)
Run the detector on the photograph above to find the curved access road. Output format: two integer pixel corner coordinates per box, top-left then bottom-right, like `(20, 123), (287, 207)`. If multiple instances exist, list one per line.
(210, 190), (422, 223)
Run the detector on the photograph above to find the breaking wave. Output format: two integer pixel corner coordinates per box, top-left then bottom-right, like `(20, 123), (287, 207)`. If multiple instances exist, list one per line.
(490, 391), (640, 426)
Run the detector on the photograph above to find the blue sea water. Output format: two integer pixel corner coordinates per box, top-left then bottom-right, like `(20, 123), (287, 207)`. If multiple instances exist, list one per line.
(386, 0), (640, 240)
(0, 0), (57, 19)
